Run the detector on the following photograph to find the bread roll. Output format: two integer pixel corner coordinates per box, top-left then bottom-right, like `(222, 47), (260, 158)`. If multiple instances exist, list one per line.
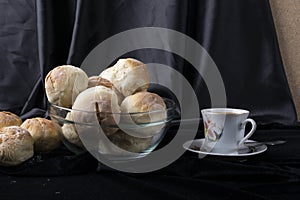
(88, 76), (113, 88)
(97, 130), (152, 156)
(0, 111), (22, 129)
(99, 58), (149, 97)
(72, 86), (121, 136)
(61, 113), (84, 148)
(21, 118), (61, 152)
(120, 92), (167, 137)
(45, 65), (89, 108)
(88, 76), (124, 104)
(108, 130), (152, 153)
(0, 126), (34, 166)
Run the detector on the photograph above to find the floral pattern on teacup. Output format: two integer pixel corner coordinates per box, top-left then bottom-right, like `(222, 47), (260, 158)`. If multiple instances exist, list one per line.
(204, 118), (223, 141)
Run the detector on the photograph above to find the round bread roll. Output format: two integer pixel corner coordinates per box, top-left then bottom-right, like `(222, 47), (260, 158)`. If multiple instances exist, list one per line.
(120, 92), (167, 137)
(45, 65), (89, 108)
(0, 111), (22, 129)
(61, 113), (84, 148)
(72, 86), (121, 136)
(99, 58), (149, 97)
(98, 130), (152, 156)
(0, 126), (34, 166)
(21, 118), (61, 152)
(108, 130), (152, 153)
(88, 76), (113, 88)
(88, 76), (124, 104)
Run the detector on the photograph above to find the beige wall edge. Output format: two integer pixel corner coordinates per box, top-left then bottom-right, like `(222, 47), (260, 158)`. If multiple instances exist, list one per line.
(269, 0), (300, 120)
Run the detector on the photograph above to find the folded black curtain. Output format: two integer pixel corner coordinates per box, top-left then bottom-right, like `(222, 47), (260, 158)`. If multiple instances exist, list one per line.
(0, 0), (297, 125)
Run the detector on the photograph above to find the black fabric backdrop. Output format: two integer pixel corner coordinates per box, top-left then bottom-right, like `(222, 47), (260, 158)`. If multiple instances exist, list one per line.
(0, 0), (297, 125)
(1, 0), (300, 199)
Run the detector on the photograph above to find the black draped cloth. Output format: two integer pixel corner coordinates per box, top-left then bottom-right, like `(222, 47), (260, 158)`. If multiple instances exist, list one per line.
(0, 0), (300, 199)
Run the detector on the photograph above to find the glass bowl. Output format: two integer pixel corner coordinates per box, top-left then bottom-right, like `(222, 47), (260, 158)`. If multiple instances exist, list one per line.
(49, 98), (176, 161)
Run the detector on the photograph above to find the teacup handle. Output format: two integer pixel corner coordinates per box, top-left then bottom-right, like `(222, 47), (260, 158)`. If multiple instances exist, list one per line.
(238, 118), (257, 147)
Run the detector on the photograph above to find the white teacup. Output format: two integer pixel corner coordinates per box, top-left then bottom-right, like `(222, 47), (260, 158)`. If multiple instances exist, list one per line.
(201, 108), (257, 154)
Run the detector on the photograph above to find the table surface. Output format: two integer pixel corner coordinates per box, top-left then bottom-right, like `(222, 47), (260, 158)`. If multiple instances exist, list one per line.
(1, 128), (300, 200)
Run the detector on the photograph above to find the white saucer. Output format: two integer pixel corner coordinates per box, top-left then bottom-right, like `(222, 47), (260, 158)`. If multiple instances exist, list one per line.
(183, 139), (267, 157)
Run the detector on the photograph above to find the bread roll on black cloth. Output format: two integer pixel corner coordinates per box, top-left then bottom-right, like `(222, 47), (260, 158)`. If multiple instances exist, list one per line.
(0, 126), (34, 166)
(0, 111), (22, 129)
(21, 118), (61, 153)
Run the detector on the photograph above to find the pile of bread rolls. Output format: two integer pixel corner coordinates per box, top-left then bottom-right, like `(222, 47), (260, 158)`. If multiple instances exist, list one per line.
(0, 58), (167, 166)
(45, 58), (167, 155)
(0, 112), (61, 166)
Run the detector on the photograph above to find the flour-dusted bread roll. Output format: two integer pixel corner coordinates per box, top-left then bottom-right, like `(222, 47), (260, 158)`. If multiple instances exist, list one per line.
(0, 111), (22, 129)
(98, 130), (152, 156)
(72, 86), (121, 136)
(88, 76), (124, 104)
(99, 58), (149, 97)
(45, 65), (89, 108)
(21, 118), (61, 152)
(0, 126), (34, 166)
(61, 113), (84, 148)
(120, 92), (167, 137)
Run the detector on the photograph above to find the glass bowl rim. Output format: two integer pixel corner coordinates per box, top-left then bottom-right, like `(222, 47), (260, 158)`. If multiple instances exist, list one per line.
(48, 98), (177, 116)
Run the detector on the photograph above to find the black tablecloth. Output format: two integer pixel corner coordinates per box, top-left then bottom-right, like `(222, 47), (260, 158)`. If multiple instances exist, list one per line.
(1, 128), (300, 200)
